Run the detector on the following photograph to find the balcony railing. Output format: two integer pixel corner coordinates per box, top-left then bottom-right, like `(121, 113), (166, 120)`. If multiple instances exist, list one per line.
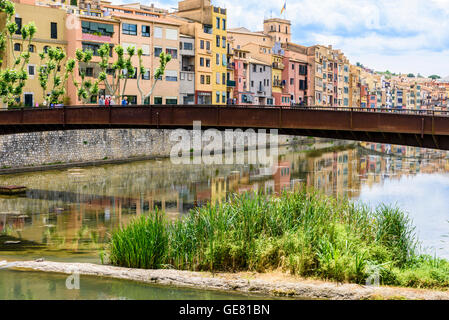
(272, 62), (285, 70)
(273, 79), (284, 88)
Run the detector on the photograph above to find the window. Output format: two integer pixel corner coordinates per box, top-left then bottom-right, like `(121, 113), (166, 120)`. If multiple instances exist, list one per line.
(290, 78), (293, 85)
(154, 46), (162, 57)
(141, 44), (150, 56)
(15, 17), (22, 35)
(165, 47), (178, 59)
(200, 40), (204, 49)
(216, 17), (220, 29)
(165, 70), (178, 81)
(142, 69), (150, 80)
(142, 25), (150, 37)
(299, 65), (307, 75)
(85, 67), (94, 77)
(222, 19), (226, 30)
(216, 72), (220, 84)
(299, 79), (306, 90)
(253, 65), (256, 72)
(81, 21), (114, 37)
(28, 44), (35, 53)
(222, 54), (226, 66)
(43, 46), (50, 53)
(50, 22), (57, 39)
(154, 97), (163, 104)
(291, 64), (295, 70)
(200, 75), (205, 84)
(222, 36), (226, 48)
(206, 41), (210, 50)
(154, 27), (163, 38)
(222, 73), (226, 85)
(216, 53), (219, 65)
(165, 28), (178, 40)
(206, 75), (210, 84)
(166, 97), (178, 105)
(14, 43), (21, 51)
(222, 92), (226, 103)
(200, 57), (204, 67)
(122, 23), (137, 35)
(83, 42), (113, 56)
(206, 59), (210, 67)
(183, 42), (193, 50)
(28, 65), (35, 76)
(216, 92), (220, 103)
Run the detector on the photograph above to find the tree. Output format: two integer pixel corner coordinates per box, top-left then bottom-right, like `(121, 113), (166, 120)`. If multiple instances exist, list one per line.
(68, 49), (99, 104)
(38, 47), (71, 105)
(0, 0), (36, 107)
(136, 50), (171, 104)
(429, 75), (441, 80)
(97, 43), (136, 102)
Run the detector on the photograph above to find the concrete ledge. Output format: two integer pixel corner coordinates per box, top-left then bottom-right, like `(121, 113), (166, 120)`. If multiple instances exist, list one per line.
(2, 260), (448, 300)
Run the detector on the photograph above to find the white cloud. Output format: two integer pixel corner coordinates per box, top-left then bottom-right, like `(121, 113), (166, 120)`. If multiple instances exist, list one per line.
(121, 0), (449, 75)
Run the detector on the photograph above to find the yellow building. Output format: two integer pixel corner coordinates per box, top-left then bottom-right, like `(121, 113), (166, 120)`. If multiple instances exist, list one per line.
(349, 65), (361, 108)
(211, 5), (227, 105)
(175, 0), (228, 104)
(3, 1), (67, 107)
(272, 54), (283, 96)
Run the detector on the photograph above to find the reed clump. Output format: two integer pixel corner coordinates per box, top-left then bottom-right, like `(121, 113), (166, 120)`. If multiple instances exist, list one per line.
(109, 190), (449, 289)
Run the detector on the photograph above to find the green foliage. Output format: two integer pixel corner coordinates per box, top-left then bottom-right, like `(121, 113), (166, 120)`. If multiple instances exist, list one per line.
(38, 47), (70, 105)
(428, 75), (441, 80)
(108, 190), (449, 289)
(96, 43), (137, 102)
(68, 49), (99, 104)
(137, 50), (171, 104)
(0, 0), (37, 106)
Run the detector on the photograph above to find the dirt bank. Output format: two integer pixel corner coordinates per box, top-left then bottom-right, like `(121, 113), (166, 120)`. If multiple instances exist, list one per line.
(1, 260), (448, 300)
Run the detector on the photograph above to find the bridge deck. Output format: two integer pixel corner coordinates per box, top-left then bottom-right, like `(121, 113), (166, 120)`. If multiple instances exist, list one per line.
(1, 105), (449, 150)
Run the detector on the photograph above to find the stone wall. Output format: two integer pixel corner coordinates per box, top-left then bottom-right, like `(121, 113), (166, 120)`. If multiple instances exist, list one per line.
(0, 129), (293, 169)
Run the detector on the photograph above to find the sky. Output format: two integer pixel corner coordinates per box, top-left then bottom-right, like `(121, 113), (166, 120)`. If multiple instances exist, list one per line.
(119, 0), (449, 77)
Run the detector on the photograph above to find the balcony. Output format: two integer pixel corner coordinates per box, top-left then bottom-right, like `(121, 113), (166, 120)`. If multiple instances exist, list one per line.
(227, 80), (236, 87)
(272, 62), (285, 70)
(82, 32), (112, 43)
(182, 65), (194, 72)
(273, 79), (284, 88)
(227, 62), (235, 70)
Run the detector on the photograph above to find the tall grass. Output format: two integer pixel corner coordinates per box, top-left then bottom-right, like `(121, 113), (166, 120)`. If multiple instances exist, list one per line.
(109, 189), (449, 289)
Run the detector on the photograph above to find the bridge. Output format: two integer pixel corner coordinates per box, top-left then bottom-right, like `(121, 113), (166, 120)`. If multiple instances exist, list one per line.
(1, 105), (449, 150)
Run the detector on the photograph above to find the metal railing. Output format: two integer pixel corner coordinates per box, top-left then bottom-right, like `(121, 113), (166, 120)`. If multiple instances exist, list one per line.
(1, 105), (448, 117)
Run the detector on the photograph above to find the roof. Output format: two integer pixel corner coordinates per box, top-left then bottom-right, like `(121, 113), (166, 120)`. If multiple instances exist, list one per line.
(227, 27), (266, 37)
(249, 57), (270, 66)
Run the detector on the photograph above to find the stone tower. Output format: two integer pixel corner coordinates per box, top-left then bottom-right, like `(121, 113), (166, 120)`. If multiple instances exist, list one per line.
(263, 18), (291, 43)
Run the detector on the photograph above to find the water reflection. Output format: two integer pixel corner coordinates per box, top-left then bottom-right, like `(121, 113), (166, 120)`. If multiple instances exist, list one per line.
(0, 269), (276, 300)
(0, 138), (448, 262)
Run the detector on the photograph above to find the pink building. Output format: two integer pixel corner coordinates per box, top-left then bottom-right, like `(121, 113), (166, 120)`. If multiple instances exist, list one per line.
(282, 47), (308, 106)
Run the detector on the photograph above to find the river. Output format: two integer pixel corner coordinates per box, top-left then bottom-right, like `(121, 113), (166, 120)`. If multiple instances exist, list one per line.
(0, 137), (448, 298)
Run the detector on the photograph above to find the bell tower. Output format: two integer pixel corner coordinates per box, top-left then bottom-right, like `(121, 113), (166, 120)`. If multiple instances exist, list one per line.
(263, 18), (291, 43)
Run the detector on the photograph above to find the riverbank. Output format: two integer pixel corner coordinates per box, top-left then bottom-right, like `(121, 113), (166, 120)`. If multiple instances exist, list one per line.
(0, 128), (296, 173)
(109, 190), (449, 290)
(1, 260), (448, 300)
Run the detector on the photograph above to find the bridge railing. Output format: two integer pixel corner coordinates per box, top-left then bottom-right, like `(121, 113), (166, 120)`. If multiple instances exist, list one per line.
(1, 104), (448, 117)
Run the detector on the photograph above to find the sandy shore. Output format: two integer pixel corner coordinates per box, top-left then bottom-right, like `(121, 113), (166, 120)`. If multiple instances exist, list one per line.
(1, 260), (448, 300)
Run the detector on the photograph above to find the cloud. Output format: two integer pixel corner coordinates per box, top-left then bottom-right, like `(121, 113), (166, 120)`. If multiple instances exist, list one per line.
(120, 0), (449, 76)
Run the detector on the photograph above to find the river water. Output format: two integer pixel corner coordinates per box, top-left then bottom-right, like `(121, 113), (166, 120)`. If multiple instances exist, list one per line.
(0, 137), (448, 298)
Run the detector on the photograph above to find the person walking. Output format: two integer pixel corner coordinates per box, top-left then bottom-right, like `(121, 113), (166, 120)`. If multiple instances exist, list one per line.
(121, 96), (128, 106)
(105, 96), (110, 106)
(99, 95), (105, 106)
